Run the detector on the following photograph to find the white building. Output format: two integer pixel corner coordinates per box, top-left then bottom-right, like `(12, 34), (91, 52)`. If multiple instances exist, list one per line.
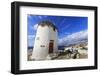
(31, 21), (58, 60)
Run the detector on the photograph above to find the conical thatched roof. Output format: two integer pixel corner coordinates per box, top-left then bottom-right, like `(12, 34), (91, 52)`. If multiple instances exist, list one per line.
(38, 21), (57, 31)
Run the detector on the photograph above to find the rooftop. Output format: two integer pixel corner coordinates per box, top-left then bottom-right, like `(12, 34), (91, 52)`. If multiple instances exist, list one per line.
(38, 21), (57, 31)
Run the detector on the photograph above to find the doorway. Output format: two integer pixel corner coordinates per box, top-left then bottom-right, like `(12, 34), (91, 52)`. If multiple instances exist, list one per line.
(49, 40), (54, 53)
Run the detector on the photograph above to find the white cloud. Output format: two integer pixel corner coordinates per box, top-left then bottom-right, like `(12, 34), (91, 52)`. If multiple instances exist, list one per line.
(60, 24), (70, 31)
(58, 30), (88, 46)
(33, 24), (38, 30)
(28, 35), (35, 47)
(38, 16), (42, 19)
(28, 35), (35, 39)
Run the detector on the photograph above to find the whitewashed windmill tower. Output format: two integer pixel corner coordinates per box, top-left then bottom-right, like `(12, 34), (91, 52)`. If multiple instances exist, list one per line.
(31, 21), (58, 60)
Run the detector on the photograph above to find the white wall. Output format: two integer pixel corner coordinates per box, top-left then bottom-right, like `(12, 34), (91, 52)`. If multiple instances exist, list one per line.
(32, 26), (50, 60)
(0, 0), (99, 76)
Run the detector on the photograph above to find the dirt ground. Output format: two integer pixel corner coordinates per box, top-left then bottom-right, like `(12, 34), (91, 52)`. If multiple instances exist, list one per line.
(28, 49), (88, 61)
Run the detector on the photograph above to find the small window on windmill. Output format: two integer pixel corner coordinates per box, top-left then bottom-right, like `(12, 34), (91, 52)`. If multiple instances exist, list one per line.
(40, 45), (45, 47)
(36, 37), (39, 40)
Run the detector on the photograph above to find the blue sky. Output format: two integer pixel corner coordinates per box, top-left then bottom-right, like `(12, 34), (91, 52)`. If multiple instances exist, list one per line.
(28, 15), (88, 47)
